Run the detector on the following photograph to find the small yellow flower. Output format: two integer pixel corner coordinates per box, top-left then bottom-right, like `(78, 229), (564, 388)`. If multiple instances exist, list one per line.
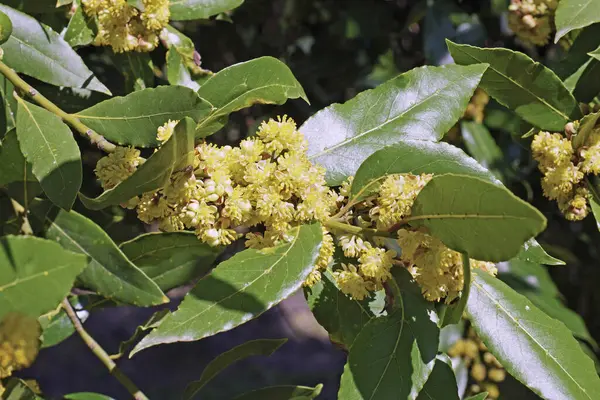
(157, 119), (178, 144)
(358, 246), (396, 283)
(508, 0), (557, 46)
(95, 146), (143, 189)
(332, 263), (373, 300)
(0, 313), (40, 380)
(531, 131), (573, 173)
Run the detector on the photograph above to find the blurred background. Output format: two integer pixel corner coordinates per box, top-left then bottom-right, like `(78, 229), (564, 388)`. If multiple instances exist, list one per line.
(9, 0), (600, 398)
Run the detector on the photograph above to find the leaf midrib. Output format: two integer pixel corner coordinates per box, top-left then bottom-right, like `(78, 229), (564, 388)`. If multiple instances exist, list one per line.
(557, 0), (593, 34)
(0, 263), (75, 291)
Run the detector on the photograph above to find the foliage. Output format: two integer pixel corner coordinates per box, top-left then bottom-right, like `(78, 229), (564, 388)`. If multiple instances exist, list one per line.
(1, 0), (600, 399)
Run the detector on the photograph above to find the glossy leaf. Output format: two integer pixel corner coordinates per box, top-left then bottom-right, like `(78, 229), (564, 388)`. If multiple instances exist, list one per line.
(162, 25), (195, 59)
(80, 117), (195, 210)
(305, 271), (374, 348)
(76, 86), (210, 147)
(111, 52), (154, 92)
(467, 271), (600, 400)
(0, 235), (87, 320)
(410, 174), (547, 262)
(460, 121), (503, 174)
(233, 385), (323, 400)
(63, 0), (95, 47)
(338, 268), (439, 400)
(120, 232), (220, 291)
(2, 379), (43, 400)
(170, 0), (244, 21)
(416, 356), (460, 400)
(39, 297), (88, 348)
(195, 57), (308, 138)
(166, 48), (200, 91)
(131, 222), (322, 355)
(447, 41), (579, 131)
(514, 238), (565, 266)
(30, 200), (168, 306)
(555, 0), (600, 42)
(0, 129), (36, 187)
(0, 5), (109, 94)
(303, 64), (488, 185)
(350, 139), (499, 201)
(184, 338), (287, 400)
(16, 98), (82, 210)
(573, 111), (600, 150)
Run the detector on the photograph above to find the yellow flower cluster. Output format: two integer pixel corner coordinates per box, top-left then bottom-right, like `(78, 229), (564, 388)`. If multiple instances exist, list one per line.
(464, 88), (489, 124)
(531, 125), (600, 220)
(397, 229), (497, 303)
(82, 0), (170, 52)
(508, 0), (557, 46)
(95, 146), (143, 189)
(0, 313), (41, 395)
(448, 326), (506, 399)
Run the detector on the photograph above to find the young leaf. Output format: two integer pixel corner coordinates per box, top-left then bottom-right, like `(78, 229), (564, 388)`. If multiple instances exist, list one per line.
(555, 0), (600, 42)
(0, 129), (36, 187)
(0, 4), (109, 94)
(131, 222), (322, 355)
(79, 117), (195, 210)
(195, 57), (308, 138)
(467, 271), (600, 400)
(16, 98), (82, 210)
(302, 64), (488, 185)
(169, 0), (244, 21)
(0, 235), (87, 320)
(63, 0), (96, 47)
(460, 121), (503, 174)
(232, 385), (323, 400)
(183, 338), (288, 400)
(350, 139), (500, 202)
(409, 174), (547, 262)
(447, 41), (579, 131)
(416, 356), (460, 400)
(572, 111), (600, 150)
(166, 49), (200, 91)
(120, 232), (220, 291)
(30, 200), (168, 307)
(76, 86), (210, 147)
(115, 310), (169, 358)
(514, 238), (565, 266)
(338, 268), (439, 400)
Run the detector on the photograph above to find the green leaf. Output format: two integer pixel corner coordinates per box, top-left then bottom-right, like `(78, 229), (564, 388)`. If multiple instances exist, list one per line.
(304, 271), (374, 348)
(63, 0), (96, 47)
(184, 338), (288, 400)
(416, 356), (460, 400)
(131, 222), (322, 355)
(555, 0), (600, 42)
(0, 235), (87, 320)
(0, 129), (36, 187)
(410, 174), (547, 262)
(514, 238), (566, 266)
(303, 64), (488, 186)
(166, 48), (200, 91)
(467, 270), (600, 400)
(441, 253), (470, 327)
(2, 379), (43, 400)
(573, 111), (600, 150)
(350, 139), (499, 202)
(30, 200), (168, 306)
(460, 121), (503, 175)
(447, 41), (579, 131)
(76, 86), (210, 147)
(338, 268), (439, 400)
(115, 309), (169, 358)
(169, 0), (244, 21)
(64, 394), (115, 400)
(162, 25), (195, 59)
(0, 5), (109, 94)
(111, 52), (154, 92)
(499, 258), (561, 298)
(195, 57), (308, 138)
(0, 10), (13, 45)
(120, 232), (220, 291)
(39, 296), (88, 348)
(79, 117), (195, 210)
(464, 394), (488, 400)
(0, 73), (17, 133)
(232, 385), (323, 400)
(16, 97), (81, 210)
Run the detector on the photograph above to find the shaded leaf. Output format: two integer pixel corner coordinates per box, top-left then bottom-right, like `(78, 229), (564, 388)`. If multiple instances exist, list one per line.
(0, 129), (36, 187)
(0, 235), (87, 320)
(498, 258), (561, 298)
(514, 238), (566, 266)
(447, 41), (579, 131)
(120, 232), (220, 291)
(63, 0), (96, 47)
(0, 10), (12, 45)
(303, 64), (488, 185)
(0, 4), (109, 94)
(555, 0), (600, 42)
(170, 0), (244, 21)
(2, 379), (43, 400)
(338, 268), (439, 400)
(440, 253), (470, 327)
(131, 222), (322, 355)
(460, 121), (503, 176)
(0, 73), (17, 133)
(39, 296), (88, 348)
(464, 394), (488, 400)
(30, 200), (168, 306)
(79, 117), (195, 210)
(416, 356), (460, 400)
(350, 139), (499, 202)
(573, 111), (600, 150)
(467, 270), (600, 400)
(232, 385), (323, 400)
(76, 86), (209, 147)
(16, 98), (81, 210)
(111, 52), (154, 92)
(410, 174), (547, 262)
(195, 57), (308, 138)
(166, 48), (200, 91)
(184, 338), (287, 400)
(117, 310), (169, 357)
